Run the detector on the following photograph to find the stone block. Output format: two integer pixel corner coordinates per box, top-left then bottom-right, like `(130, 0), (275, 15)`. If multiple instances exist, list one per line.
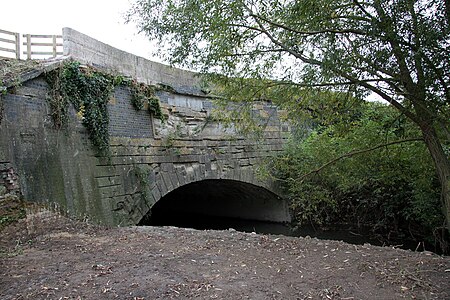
(96, 176), (120, 187)
(205, 161), (211, 172)
(162, 172), (174, 191)
(152, 185), (162, 202)
(170, 172), (180, 188)
(99, 185), (123, 199)
(200, 164), (206, 176)
(156, 177), (168, 197)
(174, 170), (186, 186)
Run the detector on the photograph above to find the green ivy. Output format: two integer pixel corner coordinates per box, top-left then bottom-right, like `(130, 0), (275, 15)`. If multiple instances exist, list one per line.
(45, 61), (114, 155)
(44, 65), (70, 129)
(44, 60), (166, 156)
(127, 79), (166, 121)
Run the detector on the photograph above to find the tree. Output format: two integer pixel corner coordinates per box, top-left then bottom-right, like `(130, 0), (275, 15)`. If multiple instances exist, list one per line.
(267, 102), (446, 251)
(127, 0), (450, 230)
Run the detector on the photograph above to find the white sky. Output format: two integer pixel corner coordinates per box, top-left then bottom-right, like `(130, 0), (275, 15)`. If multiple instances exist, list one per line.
(0, 0), (160, 61)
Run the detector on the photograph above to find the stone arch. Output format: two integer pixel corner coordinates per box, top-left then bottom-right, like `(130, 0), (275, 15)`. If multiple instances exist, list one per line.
(133, 161), (291, 225)
(135, 164), (290, 222)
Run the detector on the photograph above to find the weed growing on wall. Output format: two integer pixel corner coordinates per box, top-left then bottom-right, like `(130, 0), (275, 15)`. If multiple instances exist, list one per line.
(127, 79), (166, 121)
(44, 60), (166, 156)
(134, 165), (152, 204)
(44, 65), (70, 129)
(45, 61), (114, 155)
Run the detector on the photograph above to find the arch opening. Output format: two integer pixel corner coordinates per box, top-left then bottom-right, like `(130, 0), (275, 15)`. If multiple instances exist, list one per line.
(138, 179), (291, 233)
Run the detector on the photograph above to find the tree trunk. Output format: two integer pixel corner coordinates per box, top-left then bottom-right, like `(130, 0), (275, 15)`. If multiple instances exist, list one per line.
(420, 122), (450, 232)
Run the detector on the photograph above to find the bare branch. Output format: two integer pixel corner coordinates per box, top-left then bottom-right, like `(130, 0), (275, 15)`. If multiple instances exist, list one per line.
(276, 79), (398, 88)
(248, 12), (368, 36)
(353, 0), (377, 20)
(223, 48), (285, 57)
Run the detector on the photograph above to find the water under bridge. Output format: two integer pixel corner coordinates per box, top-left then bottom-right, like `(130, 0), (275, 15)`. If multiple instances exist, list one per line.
(0, 28), (291, 227)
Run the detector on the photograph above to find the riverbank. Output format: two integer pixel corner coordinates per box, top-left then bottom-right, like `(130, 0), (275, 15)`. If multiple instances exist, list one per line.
(1, 207), (449, 299)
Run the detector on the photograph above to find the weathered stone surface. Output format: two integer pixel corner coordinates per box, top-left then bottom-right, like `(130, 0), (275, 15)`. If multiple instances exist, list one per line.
(63, 27), (201, 89)
(0, 29), (293, 226)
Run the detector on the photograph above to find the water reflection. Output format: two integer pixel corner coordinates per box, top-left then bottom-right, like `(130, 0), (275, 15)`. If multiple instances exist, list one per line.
(140, 212), (386, 247)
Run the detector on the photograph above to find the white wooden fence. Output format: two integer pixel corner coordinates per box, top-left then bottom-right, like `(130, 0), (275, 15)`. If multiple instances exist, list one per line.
(0, 28), (63, 60)
(0, 29), (20, 59)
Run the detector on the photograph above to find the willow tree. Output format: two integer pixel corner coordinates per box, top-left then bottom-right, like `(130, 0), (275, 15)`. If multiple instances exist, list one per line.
(127, 0), (450, 230)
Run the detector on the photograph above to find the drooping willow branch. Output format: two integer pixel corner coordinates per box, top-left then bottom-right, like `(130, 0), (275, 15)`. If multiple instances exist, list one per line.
(298, 137), (424, 183)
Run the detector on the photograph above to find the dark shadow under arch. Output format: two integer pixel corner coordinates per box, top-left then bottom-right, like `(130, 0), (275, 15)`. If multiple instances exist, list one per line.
(139, 179), (291, 231)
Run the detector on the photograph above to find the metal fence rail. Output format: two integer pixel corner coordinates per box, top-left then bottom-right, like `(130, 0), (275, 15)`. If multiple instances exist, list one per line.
(0, 28), (62, 60)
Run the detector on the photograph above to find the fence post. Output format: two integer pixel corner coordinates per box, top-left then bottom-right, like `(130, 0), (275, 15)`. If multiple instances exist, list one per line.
(14, 33), (20, 59)
(52, 35), (57, 57)
(26, 34), (31, 59)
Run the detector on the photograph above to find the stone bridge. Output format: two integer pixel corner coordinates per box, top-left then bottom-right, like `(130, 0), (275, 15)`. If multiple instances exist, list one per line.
(0, 28), (291, 226)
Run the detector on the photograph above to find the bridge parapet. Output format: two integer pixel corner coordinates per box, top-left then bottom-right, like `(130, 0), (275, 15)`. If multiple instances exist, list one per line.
(62, 27), (199, 89)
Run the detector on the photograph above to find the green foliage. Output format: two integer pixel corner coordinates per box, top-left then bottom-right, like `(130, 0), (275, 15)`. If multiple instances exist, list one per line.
(268, 102), (446, 250)
(45, 61), (115, 155)
(128, 0), (450, 231)
(127, 80), (166, 121)
(162, 125), (183, 155)
(44, 60), (166, 156)
(44, 65), (71, 129)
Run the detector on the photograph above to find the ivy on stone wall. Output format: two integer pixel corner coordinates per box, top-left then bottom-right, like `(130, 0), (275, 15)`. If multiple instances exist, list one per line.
(44, 60), (166, 156)
(45, 61), (114, 155)
(134, 165), (152, 202)
(44, 65), (71, 129)
(127, 80), (166, 121)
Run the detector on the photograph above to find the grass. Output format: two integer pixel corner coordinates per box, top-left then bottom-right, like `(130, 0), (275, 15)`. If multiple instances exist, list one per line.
(0, 58), (42, 87)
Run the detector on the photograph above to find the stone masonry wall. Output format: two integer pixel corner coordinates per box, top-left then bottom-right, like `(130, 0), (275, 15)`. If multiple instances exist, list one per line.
(0, 74), (290, 226)
(0, 28), (291, 225)
(0, 78), (107, 222)
(0, 162), (20, 196)
(100, 87), (290, 225)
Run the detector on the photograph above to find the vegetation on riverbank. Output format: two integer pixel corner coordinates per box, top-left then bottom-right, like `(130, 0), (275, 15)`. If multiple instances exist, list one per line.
(264, 102), (449, 254)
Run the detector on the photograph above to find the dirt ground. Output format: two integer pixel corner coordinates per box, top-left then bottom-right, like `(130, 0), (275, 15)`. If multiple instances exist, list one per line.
(1, 208), (450, 300)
